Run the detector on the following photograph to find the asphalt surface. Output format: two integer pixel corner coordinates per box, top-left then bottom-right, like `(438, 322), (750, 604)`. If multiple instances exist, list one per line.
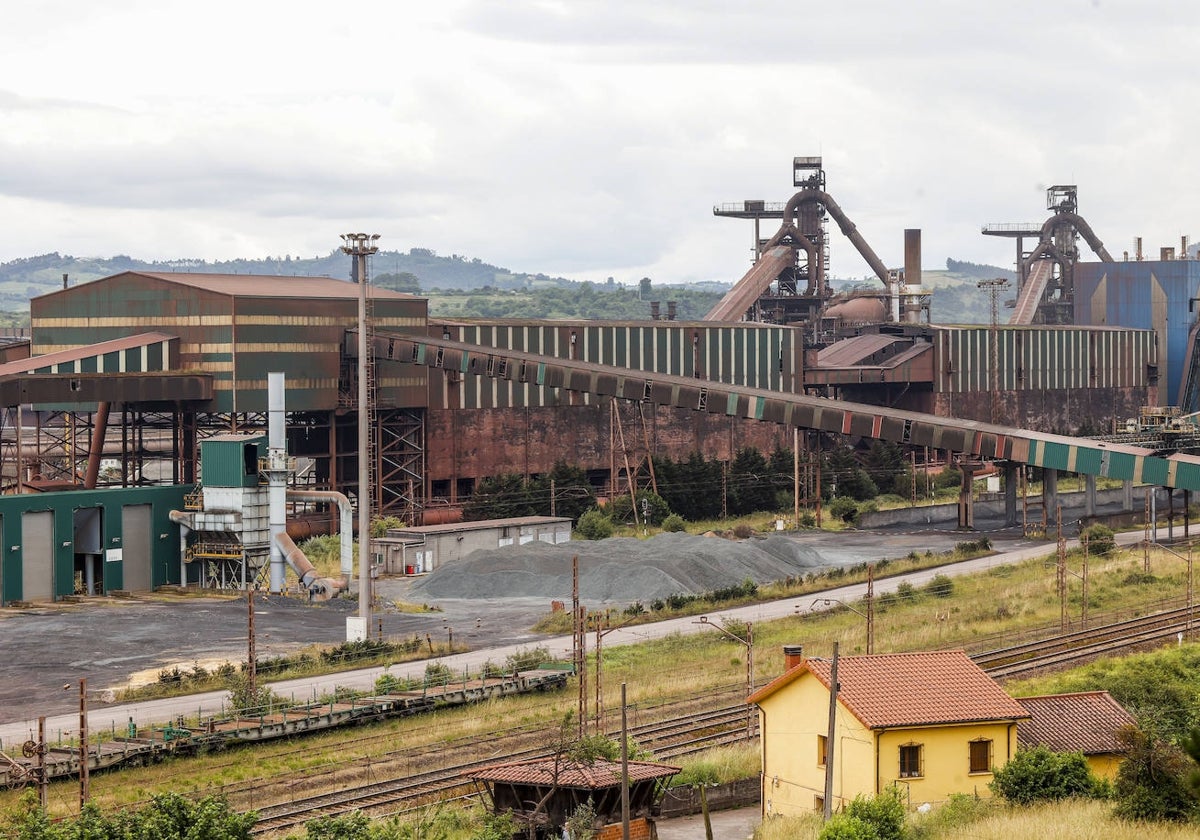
(0, 518), (1064, 749)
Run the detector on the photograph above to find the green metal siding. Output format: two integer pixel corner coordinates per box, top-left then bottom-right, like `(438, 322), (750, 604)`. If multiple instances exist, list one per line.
(200, 436), (266, 488)
(0, 485), (192, 604)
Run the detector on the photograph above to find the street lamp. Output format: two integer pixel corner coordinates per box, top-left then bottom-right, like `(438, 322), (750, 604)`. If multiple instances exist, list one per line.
(811, 596), (875, 655)
(340, 233), (380, 637)
(694, 616), (754, 740)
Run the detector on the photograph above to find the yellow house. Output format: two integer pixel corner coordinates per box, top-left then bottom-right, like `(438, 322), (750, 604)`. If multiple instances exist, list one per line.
(1017, 691), (1137, 781)
(748, 649), (1029, 816)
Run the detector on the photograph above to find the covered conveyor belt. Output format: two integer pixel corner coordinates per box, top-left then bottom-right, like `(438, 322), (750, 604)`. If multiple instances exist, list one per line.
(705, 245), (797, 322)
(380, 332), (1200, 492)
(1008, 259), (1054, 325)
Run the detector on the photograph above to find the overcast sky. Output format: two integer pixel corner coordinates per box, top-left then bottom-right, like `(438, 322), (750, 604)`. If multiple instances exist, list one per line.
(1, 0), (1195, 285)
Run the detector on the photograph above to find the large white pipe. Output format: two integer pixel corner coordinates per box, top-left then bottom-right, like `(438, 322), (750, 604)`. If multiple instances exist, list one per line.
(268, 372), (287, 592)
(286, 490), (354, 585)
(169, 510), (191, 587)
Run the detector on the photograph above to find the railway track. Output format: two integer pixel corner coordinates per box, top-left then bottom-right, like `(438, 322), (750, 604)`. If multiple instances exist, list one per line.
(249, 701), (758, 836)
(972, 604), (1198, 678)
(248, 604), (1198, 835)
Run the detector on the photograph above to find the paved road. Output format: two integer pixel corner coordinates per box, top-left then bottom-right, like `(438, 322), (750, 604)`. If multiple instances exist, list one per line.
(656, 805), (759, 840)
(0, 528), (1115, 750)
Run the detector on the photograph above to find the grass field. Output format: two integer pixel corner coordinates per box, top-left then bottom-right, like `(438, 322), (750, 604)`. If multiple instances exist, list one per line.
(4, 540), (1199, 833)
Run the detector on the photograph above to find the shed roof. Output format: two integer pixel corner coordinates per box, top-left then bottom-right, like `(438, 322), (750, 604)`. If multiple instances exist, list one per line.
(384, 516), (572, 537)
(470, 758), (679, 789)
(0, 332), (177, 377)
(1017, 691), (1137, 755)
(750, 650), (1028, 729)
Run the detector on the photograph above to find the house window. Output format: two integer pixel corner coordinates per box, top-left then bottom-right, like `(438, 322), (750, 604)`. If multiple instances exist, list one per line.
(969, 739), (992, 774)
(899, 743), (923, 778)
(814, 795), (824, 813)
(817, 734), (827, 767)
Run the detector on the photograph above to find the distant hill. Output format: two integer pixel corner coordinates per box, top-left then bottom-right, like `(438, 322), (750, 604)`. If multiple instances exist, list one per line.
(0, 249), (582, 312)
(0, 251), (1013, 325)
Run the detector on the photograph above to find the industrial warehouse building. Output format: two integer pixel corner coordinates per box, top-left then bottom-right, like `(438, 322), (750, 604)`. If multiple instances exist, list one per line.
(375, 516), (573, 575)
(0, 256), (1173, 603)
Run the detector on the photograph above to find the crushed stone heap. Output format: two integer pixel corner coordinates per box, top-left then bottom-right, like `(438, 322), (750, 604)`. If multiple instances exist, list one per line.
(409, 532), (842, 603)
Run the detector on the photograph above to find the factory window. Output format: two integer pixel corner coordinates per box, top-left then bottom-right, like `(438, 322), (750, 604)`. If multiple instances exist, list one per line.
(242, 444), (257, 476)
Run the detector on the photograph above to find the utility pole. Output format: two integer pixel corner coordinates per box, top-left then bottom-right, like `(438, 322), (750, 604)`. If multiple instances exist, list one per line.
(78, 679), (89, 809)
(866, 565), (875, 655)
(247, 589), (257, 699)
(793, 427), (800, 528)
(823, 642), (840, 821)
(341, 233), (380, 633)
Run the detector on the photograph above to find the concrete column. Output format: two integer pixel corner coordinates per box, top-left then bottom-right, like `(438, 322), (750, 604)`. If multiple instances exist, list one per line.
(1043, 469), (1059, 528)
(1123, 479), (1134, 511)
(1084, 474), (1097, 518)
(1003, 463), (1018, 527)
(957, 459), (975, 530)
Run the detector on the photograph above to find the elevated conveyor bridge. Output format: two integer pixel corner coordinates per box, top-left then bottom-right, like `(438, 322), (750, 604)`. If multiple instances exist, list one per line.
(373, 333), (1200, 493)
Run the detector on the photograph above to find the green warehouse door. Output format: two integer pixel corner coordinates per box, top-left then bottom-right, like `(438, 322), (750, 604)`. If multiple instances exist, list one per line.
(21, 511), (53, 601)
(121, 504), (152, 591)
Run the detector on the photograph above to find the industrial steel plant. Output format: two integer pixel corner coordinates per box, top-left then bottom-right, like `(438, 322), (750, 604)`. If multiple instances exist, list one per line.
(2, 158), (1199, 606)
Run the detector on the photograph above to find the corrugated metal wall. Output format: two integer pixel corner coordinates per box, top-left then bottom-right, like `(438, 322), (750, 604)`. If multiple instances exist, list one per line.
(933, 325), (1154, 394)
(1074, 260), (1200, 406)
(439, 321), (800, 409)
(30, 273), (429, 413)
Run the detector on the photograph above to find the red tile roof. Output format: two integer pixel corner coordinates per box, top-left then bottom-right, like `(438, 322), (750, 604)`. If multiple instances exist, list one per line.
(750, 650), (1028, 729)
(470, 758), (679, 788)
(1017, 691), (1137, 755)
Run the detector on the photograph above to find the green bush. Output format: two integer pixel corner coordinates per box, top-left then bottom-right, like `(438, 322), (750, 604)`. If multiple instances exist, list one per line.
(1081, 523), (1116, 556)
(662, 513), (687, 532)
(829, 496), (859, 524)
(934, 465), (963, 490)
(608, 491), (671, 525)
(818, 815), (878, 840)
(989, 745), (1104, 805)
(576, 508), (614, 540)
(1114, 728), (1198, 822)
(505, 645), (552, 672)
(923, 574), (955, 598)
(843, 788), (905, 840)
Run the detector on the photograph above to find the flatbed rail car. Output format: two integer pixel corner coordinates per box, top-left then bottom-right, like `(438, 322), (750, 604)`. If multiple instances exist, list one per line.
(0, 670), (568, 786)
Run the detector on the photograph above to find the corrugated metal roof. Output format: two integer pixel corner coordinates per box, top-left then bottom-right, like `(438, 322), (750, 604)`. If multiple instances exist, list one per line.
(0, 332), (176, 377)
(386, 515), (571, 537)
(470, 758), (679, 788)
(750, 650), (1028, 729)
(817, 334), (902, 367)
(87, 272), (420, 300)
(1017, 691), (1136, 755)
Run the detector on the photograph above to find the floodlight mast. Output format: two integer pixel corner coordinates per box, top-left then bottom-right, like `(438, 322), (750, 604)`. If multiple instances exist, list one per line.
(340, 233), (380, 627)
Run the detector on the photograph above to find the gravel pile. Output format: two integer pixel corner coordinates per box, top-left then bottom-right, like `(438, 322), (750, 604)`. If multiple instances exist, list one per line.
(409, 532), (843, 603)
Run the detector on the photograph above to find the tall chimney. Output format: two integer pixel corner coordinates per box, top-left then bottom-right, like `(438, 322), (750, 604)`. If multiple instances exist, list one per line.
(62, 273), (68, 289)
(1136, 237), (1144, 261)
(903, 229), (922, 323)
(783, 644), (805, 671)
(667, 300), (677, 321)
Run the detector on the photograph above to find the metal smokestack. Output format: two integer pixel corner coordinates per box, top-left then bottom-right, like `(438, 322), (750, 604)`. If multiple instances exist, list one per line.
(904, 229), (922, 323)
(267, 372), (287, 592)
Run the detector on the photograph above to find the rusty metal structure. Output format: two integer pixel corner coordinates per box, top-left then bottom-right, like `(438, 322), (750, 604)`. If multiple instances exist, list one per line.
(983, 185), (1114, 325)
(0, 164), (1184, 602)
